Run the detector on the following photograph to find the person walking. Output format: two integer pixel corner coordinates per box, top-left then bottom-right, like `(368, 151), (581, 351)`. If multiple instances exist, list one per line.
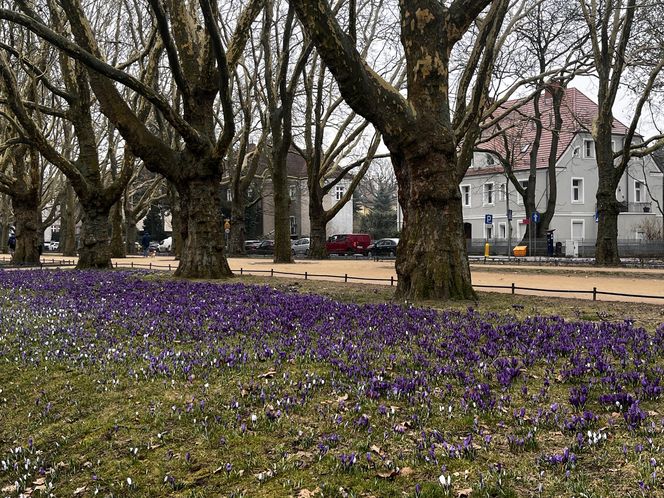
(141, 232), (150, 257)
(8, 233), (16, 256)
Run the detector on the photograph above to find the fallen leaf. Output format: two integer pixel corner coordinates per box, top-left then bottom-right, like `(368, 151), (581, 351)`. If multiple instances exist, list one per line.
(377, 469), (399, 479)
(1, 484), (15, 493)
(369, 444), (384, 457)
(259, 370), (276, 379)
(297, 487), (321, 498)
(74, 485), (87, 495)
(399, 466), (414, 476)
(457, 488), (473, 497)
(33, 478), (46, 486)
(337, 394), (348, 403)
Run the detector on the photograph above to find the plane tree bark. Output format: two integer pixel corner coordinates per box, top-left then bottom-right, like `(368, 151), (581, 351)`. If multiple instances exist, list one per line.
(0, 0), (264, 277)
(291, 0), (509, 299)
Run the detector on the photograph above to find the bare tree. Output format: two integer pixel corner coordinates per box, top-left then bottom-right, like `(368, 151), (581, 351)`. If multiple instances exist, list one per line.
(290, 0), (511, 299)
(0, 0), (264, 277)
(579, 0), (664, 264)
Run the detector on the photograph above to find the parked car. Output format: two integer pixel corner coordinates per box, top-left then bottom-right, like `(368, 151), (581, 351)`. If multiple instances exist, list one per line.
(158, 236), (172, 253)
(367, 238), (399, 258)
(251, 240), (274, 255)
(291, 237), (310, 256)
(244, 240), (261, 252)
(148, 241), (160, 252)
(325, 233), (372, 256)
(46, 241), (59, 251)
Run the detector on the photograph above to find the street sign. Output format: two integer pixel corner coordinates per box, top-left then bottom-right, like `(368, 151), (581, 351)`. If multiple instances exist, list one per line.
(484, 214), (493, 225)
(224, 228), (230, 234)
(594, 212), (599, 223)
(532, 211), (541, 223)
(507, 209), (513, 221)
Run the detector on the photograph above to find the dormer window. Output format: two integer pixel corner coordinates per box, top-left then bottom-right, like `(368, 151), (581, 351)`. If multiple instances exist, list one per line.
(584, 139), (594, 158)
(486, 154), (495, 166)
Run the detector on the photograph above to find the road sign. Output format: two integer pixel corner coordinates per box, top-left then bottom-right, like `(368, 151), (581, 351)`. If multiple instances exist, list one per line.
(507, 209), (513, 221)
(224, 228), (230, 234)
(224, 220), (231, 230)
(594, 211), (599, 223)
(532, 211), (541, 223)
(484, 214), (493, 225)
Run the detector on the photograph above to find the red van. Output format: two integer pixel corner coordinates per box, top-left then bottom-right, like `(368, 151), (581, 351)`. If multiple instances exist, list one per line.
(326, 233), (372, 255)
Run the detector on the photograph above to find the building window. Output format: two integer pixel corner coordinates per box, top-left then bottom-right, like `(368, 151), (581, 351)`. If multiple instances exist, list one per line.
(485, 224), (493, 240)
(461, 185), (471, 207)
(498, 183), (506, 202)
(516, 179), (528, 205)
(335, 186), (344, 200)
(485, 154), (495, 166)
(483, 182), (494, 206)
(499, 222), (507, 239)
(634, 180), (643, 202)
(584, 139), (594, 158)
(571, 178), (584, 204)
(289, 185), (297, 200)
(289, 216), (297, 235)
(226, 190), (233, 201)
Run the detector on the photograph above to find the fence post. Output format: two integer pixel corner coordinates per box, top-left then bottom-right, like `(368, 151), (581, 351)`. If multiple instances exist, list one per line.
(511, 282), (515, 294)
(271, 268), (274, 277)
(240, 267), (243, 275)
(149, 262), (152, 270)
(305, 271), (308, 280)
(131, 261), (134, 268)
(344, 273), (348, 283)
(593, 287), (597, 301)
(169, 264), (171, 271)
(390, 276), (394, 286)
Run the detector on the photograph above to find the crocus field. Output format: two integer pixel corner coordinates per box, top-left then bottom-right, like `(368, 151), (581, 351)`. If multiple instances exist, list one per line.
(1, 270), (663, 497)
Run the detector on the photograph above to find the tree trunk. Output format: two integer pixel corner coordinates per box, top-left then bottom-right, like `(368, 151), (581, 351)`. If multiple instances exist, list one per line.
(228, 197), (247, 256)
(272, 158), (293, 263)
(12, 197), (41, 264)
(308, 191), (328, 259)
(174, 178), (232, 279)
(595, 181), (621, 265)
(394, 150), (476, 300)
(60, 183), (78, 257)
(109, 201), (126, 258)
(77, 203), (112, 269)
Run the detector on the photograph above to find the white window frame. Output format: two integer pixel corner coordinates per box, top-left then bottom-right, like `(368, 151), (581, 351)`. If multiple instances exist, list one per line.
(516, 179), (528, 205)
(498, 222), (507, 239)
(460, 184), (471, 207)
(571, 177), (584, 204)
(517, 221), (527, 239)
(335, 185), (345, 201)
(289, 185), (297, 200)
(483, 182), (495, 206)
(498, 183), (506, 202)
(571, 219), (585, 241)
(485, 224), (494, 240)
(485, 154), (495, 166)
(226, 189), (233, 201)
(583, 139), (594, 158)
(634, 180), (643, 203)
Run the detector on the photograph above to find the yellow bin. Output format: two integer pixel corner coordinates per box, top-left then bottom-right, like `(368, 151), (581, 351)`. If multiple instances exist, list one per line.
(513, 245), (527, 257)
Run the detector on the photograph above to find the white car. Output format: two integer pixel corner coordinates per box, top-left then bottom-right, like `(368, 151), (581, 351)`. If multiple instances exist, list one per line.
(46, 241), (59, 251)
(291, 237), (310, 256)
(158, 236), (173, 252)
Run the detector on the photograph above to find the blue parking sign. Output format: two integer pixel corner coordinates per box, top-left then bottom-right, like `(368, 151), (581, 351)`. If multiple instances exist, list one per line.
(485, 214), (493, 225)
(532, 211), (540, 223)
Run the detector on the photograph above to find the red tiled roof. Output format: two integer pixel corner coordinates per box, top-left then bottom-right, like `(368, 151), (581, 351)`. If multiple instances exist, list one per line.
(468, 87), (629, 176)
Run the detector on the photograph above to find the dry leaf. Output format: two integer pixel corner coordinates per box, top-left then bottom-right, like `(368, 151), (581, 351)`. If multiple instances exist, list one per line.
(259, 370), (276, 379)
(399, 466), (414, 476)
(32, 478), (46, 486)
(370, 444), (384, 457)
(376, 469), (399, 479)
(457, 488), (473, 497)
(297, 487), (321, 498)
(1, 484), (15, 493)
(74, 485), (87, 495)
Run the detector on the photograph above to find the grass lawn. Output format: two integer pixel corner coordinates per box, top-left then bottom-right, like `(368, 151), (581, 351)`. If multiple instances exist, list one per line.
(1, 269), (663, 497)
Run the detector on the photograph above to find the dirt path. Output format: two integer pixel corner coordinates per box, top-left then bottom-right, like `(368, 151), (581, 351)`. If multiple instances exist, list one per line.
(4, 254), (664, 304)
